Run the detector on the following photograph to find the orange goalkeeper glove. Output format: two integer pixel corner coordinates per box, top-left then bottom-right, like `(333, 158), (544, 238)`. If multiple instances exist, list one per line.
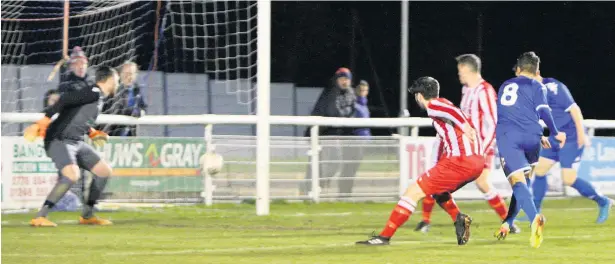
(23, 117), (52, 142)
(89, 128), (109, 148)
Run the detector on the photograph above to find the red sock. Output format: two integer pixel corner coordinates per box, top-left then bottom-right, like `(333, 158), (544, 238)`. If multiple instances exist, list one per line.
(485, 192), (508, 220)
(380, 197), (416, 238)
(440, 199), (460, 222)
(422, 196), (435, 224)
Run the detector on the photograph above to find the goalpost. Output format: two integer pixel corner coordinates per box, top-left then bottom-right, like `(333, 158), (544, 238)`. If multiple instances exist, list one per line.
(255, 0), (271, 216)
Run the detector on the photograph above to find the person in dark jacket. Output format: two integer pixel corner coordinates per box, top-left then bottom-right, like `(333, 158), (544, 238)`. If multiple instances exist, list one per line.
(100, 61), (147, 136)
(302, 68), (357, 196)
(337, 80), (373, 196)
(304, 67), (357, 136)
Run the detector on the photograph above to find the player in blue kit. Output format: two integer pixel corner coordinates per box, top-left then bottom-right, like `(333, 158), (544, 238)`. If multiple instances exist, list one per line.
(494, 52), (566, 248)
(531, 75), (613, 222)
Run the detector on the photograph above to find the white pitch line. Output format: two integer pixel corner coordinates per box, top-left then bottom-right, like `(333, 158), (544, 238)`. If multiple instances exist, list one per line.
(0, 234), (602, 258)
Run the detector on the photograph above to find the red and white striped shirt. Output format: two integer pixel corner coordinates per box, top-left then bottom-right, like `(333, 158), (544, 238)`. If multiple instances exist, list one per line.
(459, 80), (497, 153)
(426, 98), (482, 158)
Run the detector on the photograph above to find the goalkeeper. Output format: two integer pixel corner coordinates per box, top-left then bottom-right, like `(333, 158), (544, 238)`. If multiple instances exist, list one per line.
(27, 66), (119, 227)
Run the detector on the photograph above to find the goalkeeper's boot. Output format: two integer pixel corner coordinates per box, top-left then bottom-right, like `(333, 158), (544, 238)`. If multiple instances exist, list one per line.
(356, 232), (390, 246)
(494, 222), (511, 240)
(79, 216), (113, 226)
(454, 213), (472, 245)
(596, 198), (614, 224)
(30, 217), (57, 227)
(414, 220), (431, 233)
(529, 214), (546, 248)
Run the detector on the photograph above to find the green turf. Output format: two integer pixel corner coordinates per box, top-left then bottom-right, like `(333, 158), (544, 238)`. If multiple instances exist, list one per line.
(2, 198), (614, 264)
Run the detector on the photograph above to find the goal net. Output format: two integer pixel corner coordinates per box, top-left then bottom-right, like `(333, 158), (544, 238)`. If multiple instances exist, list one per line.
(1, 0), (157, 209)
(1, 0), (155, 135)
(161, 1), (258, 112)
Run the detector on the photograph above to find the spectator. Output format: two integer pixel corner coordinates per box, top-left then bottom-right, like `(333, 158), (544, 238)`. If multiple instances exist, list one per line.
(302, 67), (357, 196)
(305, 67), (356, 136)
(337, 80), (373, 196)
(101, 61), (148, 136)
(353, 80), (372, 137)
(58, 46), (93, 92)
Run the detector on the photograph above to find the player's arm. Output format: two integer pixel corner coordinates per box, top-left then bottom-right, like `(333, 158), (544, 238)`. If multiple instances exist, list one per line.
(477, 87), (497, 152)
(534, 85), (565, 144)
(430, 135), (445, 166)
(427, 100), (476, 142)
(426, 100), (467, 128)
(24, 86), (101, 142)
(43, 86), (101, 118)
(561, 84), (587, 147)
(427, 100), (475, 141)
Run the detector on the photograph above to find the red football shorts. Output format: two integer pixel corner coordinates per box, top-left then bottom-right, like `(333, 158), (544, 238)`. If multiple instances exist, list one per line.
(483, 147), (495, 169)
(417, 155), (485, 196)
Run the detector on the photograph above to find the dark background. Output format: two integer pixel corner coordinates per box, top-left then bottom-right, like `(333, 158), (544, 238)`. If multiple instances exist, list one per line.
(269, 1), (615, 122)
(6, 1), (615, 123)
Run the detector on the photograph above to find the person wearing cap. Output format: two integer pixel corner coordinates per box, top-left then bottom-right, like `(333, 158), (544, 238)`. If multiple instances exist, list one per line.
(333, 80), (373, 196)
(302, 67), (357, 196)
(58, 46), (94, 93)
(305, 67), (357, 136)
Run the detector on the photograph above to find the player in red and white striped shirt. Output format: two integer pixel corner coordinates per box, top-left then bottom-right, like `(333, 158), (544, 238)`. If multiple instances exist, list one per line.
(416, 55), (512, 234)
(357, 77), (484, 246)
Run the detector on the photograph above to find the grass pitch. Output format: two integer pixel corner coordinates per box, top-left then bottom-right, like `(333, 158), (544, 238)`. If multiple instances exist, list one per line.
(2, 197), (614, 264)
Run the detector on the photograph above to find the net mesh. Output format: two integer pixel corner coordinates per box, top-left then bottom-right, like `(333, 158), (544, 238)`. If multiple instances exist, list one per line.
(1, 0), (155, 135)
(161, 0), (258, 113)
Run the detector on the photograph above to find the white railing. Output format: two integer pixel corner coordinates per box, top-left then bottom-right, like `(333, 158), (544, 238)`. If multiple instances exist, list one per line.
(4, 112), (614, 130)
(3, 112), (615, 215)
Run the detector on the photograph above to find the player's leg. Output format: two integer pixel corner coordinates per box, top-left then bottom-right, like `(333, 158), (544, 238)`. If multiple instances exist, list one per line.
(444, 157), (484, 245)
(476, 169), (509, 220)
(475, 151), (509, 220)
(31, 141), (81, 227)
(415, 195), (435, 232)
(559, 145), (612, 223)
(433, 192), (460, 222)
(500, 145), (538, 226)
(77, 142), (113, 225)
(356, 156), (478, 246)
(355, 181), (426, 246)
(532, 154), (557, 212)
(432, 191), (474, 245)
(356, 157), (469, 246)
(496, 136), (544, 247)
(522, 140), (547, 248)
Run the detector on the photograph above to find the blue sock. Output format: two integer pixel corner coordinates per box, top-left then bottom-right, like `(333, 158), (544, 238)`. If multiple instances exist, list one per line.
(512, 182), (538, 224)
(571, 177), (608, 206)
(532, 176), (548, 212)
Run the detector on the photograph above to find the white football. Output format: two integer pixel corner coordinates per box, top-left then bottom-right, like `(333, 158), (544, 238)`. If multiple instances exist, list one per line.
(199, 152), (224, 175)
